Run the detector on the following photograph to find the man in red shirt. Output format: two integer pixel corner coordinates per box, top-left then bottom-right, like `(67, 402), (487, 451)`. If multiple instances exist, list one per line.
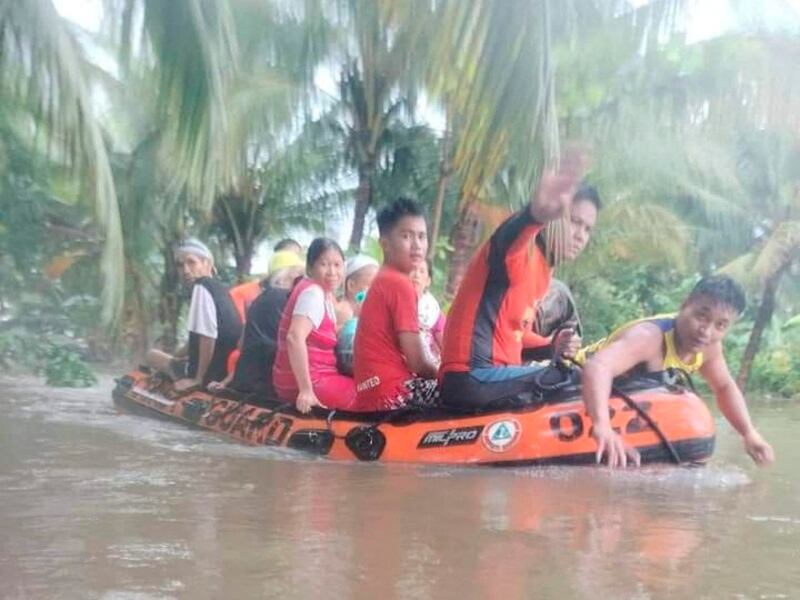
(353, 198), (439, 411)
(440, 148), (589, 410)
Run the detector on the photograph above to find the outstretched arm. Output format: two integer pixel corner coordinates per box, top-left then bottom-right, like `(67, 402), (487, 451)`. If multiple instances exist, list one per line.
(700, 343), (774, 466)
(581, 324), (664, 467)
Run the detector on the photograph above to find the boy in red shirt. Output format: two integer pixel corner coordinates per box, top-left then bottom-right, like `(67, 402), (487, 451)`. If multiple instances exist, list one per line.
(440, 148), (588, 410)
(353, 198), (439, 411)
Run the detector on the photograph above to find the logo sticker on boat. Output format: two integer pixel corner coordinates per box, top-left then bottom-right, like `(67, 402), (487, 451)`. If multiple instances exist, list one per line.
(482, 419), (521, 453)
(417, 426), (484, 449)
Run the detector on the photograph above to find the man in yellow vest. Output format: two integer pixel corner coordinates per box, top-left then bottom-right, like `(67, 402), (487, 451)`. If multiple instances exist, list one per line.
(580, 275), (774, 468)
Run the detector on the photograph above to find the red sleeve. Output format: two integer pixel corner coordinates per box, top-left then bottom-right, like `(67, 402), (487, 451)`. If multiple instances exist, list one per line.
(522, 330), (551, 349)
(388, 275), (420, 334)
(505, 224), (544, 284)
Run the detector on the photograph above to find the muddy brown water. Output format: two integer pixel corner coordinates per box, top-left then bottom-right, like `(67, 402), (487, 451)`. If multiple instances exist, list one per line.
(0, 374), (798, 599)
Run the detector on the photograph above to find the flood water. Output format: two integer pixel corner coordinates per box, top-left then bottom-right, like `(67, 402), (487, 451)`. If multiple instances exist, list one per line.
(1, 374), (798, 599)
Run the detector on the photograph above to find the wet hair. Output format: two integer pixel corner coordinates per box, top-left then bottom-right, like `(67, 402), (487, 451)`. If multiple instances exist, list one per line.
(573, 183), (601, 211)
(274, 238), (302, 253)
(306, 237), (345, 272)
(687, 275), (746, 315)
(377, 197), (424, 236)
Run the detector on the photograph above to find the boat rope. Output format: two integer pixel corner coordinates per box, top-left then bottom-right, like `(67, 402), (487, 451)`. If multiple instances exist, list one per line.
(558, 352), (683, 466)
(609, 383), (682, 465)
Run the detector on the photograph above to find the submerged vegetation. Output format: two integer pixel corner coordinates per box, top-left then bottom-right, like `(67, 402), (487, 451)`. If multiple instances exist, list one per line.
(0, 0), (797, 394)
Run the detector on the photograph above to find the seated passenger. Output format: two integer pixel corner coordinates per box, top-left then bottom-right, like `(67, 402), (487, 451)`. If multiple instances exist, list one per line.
(273, 237), (304, 257)
(439, 147), (588, 410)
(145, 239), (243, 392)
(272, 239), (356, 413)
(229, 279), (262, 325)
(353, 198), (439, 411)
(336, 254), (380, 325)
(228, 241), (304, 330)
(581, 275), (775, 468)
(410, 259), (445, 366)
(335, 255), (379, 375)
(210, 250), (305, 399)
(522, 184), (601, 362)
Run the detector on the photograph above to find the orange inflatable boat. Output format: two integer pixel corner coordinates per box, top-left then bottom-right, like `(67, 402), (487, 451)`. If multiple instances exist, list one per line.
(113, 368), (715, 466)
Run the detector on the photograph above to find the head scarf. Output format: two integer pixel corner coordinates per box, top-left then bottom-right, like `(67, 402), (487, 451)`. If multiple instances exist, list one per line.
(269, 250), (304, 274)
(345, 254), (380, 280)
(176, 238), (213, 262)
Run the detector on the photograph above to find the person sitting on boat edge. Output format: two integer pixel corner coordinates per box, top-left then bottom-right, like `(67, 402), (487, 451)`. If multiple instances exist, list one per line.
(522, 183), (601, 362)
(410, 258), (445, 367)
(579, 274), (775, 468)
(209, 250), (305, 401)
(145, 239), (243, 392)
(353, 198), (440, 411)
(272, 238), (357, 413)
(438, 145), (589, 411)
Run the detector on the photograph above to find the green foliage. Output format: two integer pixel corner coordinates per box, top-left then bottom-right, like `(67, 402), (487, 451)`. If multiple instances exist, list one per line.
(565, 263), (696, 343)
(728, 323), (800, 398)
(0, 330), (96, 388)
(43, 344), (97, 387)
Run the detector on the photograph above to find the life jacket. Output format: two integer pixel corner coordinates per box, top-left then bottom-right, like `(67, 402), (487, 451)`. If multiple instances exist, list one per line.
(576, 313), (704, 373)
(272, 278), (339, 400)
(187, 277), (243, 384)
(229, 280), (262, 323)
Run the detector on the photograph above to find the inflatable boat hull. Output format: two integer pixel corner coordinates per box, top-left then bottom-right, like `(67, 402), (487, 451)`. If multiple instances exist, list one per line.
(113, 370), (715, 466)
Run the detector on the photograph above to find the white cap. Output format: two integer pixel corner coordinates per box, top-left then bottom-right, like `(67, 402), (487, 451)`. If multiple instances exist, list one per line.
(345, 254), (379, 279)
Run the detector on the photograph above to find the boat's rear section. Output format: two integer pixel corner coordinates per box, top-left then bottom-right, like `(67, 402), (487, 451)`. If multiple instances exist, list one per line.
(113, 370), (715, 466)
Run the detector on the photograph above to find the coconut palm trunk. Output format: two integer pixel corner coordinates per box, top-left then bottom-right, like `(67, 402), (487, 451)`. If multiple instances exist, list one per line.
(428, 132), (451, 260)
(445, 203), (479, 299)
(349, 164), (374, 252)
(736, 265), (789, 390)
(158, 244), (185, 353)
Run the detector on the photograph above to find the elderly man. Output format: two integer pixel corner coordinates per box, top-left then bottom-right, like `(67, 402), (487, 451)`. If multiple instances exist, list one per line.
(146, 239), (242, 392)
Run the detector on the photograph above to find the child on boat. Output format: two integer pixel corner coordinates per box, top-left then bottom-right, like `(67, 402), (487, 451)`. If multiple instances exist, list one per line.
(272, 239), (356, 413)
(353, 198), (439, 411)
(579, 275), (775, 468)
(409, 259), (445, 366)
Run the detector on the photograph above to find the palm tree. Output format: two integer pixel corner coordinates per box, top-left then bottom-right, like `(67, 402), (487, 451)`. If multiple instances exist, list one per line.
(317, 0), (436, 252)
(417, 0), (686, 296)
(0, 0), (240, 323)
(212, 121), (345, 280)
(721, 132), (800, 389)
(554, 20), (800, 386)
(0, 0), (124, 322)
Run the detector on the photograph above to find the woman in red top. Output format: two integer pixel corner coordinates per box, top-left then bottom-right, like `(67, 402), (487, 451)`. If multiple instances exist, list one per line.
(273, 238), (356, 413)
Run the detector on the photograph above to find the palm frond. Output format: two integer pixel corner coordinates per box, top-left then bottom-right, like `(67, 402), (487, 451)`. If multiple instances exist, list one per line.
(0, 0), (124, 323)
